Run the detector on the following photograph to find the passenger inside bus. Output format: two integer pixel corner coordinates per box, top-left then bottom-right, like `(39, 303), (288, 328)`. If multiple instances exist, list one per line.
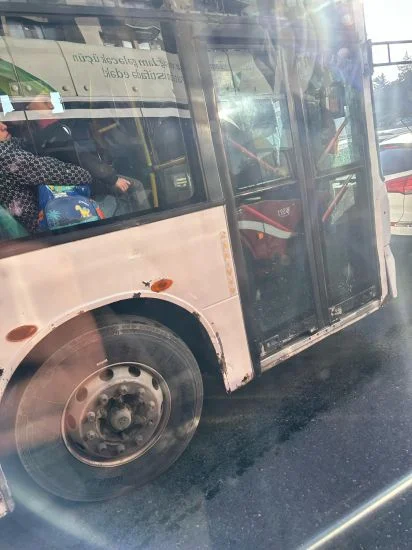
(0, 110), (197, 237)
(0, 121), (95, 233)
(25, 97), (151, 218)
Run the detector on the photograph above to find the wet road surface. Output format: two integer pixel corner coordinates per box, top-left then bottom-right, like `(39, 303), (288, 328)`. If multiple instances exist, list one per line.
(2, 239), (412, 549)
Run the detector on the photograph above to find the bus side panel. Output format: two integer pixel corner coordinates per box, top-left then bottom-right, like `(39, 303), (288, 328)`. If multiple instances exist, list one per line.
(203, 295), (255, 389)
(0, 205), (254, 399)
(362, 54), (394, 299)
(354, 0), (396, 299)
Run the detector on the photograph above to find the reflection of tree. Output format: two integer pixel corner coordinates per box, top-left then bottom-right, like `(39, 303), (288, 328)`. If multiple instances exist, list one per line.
(373, 73), (389, 90)
(397, 53), (412, 83)
(373, 53), (412, 130)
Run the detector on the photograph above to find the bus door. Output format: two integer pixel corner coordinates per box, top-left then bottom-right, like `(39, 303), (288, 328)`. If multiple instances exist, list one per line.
(197, 20), (380, 356)
(201, 31), (320, 355)
(294, 6), (381, 324)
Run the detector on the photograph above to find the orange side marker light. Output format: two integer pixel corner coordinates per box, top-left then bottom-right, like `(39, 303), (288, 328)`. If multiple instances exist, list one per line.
(6, 325), (38, 342)
(151, 278), (173, 293)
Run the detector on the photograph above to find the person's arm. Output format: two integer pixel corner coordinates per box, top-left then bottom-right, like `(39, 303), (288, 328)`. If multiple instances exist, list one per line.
(1, 140), (92, 187)
(77, 151), (117, 193)
(78, 152), (131, 194)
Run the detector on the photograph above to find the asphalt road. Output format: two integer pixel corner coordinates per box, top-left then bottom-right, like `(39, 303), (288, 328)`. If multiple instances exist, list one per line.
(2, 240), (412, 550)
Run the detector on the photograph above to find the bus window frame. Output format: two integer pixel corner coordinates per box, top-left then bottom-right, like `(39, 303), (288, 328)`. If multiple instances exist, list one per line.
(0, 14), (224, 257)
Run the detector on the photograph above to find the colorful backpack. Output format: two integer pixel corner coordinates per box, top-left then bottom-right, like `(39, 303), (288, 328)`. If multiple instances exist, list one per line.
(38, 185), (105, 230)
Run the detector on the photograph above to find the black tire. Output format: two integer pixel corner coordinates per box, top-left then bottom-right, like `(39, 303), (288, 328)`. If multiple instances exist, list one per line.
(10, 314), (203, 502)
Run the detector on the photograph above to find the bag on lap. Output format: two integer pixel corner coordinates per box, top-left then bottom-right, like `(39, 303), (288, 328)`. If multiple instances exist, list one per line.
(38, 185), (105, 230)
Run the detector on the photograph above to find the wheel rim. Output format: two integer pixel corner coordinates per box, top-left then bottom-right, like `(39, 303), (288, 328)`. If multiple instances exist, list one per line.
(61, 362), (171, 467)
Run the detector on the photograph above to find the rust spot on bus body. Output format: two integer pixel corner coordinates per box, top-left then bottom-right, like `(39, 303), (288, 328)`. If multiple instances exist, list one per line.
(6, 325), (38, 342)
(242, 374), (251, 385)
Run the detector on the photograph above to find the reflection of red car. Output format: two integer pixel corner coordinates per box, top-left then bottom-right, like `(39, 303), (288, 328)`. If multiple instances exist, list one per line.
(238, 200), (303, 263)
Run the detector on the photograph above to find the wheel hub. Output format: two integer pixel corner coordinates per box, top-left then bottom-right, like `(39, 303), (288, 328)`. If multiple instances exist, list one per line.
(109, 406), (132, 431)
(61, 363), (171, 467)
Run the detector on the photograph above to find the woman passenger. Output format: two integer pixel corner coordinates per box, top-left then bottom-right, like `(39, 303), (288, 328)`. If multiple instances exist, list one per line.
(0, 122), (93, 233)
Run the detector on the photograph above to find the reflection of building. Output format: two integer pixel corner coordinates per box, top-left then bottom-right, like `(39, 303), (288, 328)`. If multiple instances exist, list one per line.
(100, 19), (163, 49)
(0, 15), (85, 42)
(0, 0), (155, 6)
(0, 0), (289, 17)
(0, 0), (161, 9)
(0, 14), (163, 50)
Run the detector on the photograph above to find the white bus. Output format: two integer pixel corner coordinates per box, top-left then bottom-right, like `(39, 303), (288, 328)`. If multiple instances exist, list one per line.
(0, 0), (395, 516)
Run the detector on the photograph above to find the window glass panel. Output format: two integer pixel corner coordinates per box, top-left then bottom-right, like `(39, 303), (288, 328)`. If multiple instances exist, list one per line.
(380, 147), (412, 176)
(291, 0), (363, 174)
(0, 17), (204, 241)
(299, 50), (364, 173)
(304, 0), (356, 40)
(209, 46), (293, 193)
(237, 185), (317, 343)
(317, 172), (377, 309)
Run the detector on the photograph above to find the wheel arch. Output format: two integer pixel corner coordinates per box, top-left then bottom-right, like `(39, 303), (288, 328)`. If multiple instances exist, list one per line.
(1, 293), (227, 405)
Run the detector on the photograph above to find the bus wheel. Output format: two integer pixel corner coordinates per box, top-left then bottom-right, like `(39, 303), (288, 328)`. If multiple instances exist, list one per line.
(13, 315), (203, 501)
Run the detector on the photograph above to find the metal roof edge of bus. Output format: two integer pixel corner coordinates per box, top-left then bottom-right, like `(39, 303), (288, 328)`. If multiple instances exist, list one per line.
(0, 0), (356, 19)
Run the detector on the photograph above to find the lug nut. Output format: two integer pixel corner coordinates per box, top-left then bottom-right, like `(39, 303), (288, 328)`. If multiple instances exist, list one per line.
(135, 415), (147, 425)
(99, 393), (109, 405)
(86, 430), (97, 441)
(119, 385), (128, 396)
(87, 411), (96, 423)
(98, 442), (107, 452)
(117, 444), (126, 454)
(148, 401), (155, 410)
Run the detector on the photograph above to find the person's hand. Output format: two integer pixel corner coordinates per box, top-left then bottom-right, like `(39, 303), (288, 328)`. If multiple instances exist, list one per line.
(115, 177), (131, 193)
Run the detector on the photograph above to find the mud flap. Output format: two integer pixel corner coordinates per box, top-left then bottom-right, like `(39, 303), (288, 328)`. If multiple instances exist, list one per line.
(385, 244), (398, 299)
(0, 464), (14, 518)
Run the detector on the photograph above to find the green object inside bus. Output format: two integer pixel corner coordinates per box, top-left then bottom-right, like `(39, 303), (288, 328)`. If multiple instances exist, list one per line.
(0, 205), (29, 239)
